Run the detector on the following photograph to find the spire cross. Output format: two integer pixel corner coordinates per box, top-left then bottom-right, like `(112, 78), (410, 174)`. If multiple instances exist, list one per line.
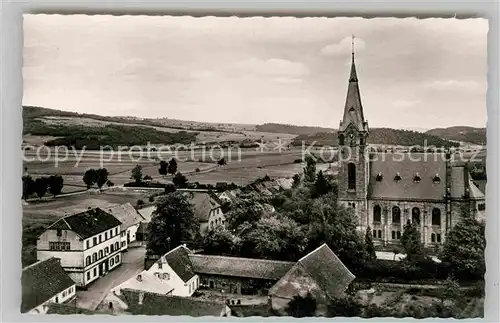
(351, 35), (355, 58)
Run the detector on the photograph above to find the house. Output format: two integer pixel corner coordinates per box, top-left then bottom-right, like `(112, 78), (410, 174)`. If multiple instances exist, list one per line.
(37, 208), (123, 287)
(187, 192), (225, 235)
(111, 271), (174, 297)
(136, 204), (155, 241)
(189, 254), (294, 295)
(336, 46), (486, 246)
(217, 189), (241, 205)
(268, 244), (355, 314)
(22, 257), (76, 314)
(106, 203), (145, 250)
(147, 245), (200, 297)
(119, 289), (231, 317)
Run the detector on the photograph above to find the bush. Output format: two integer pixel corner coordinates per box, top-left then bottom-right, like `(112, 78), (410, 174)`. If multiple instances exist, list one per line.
(106, 180), (114, 187)
(136, 199), (145, 206)
(195, 168), (200, 172)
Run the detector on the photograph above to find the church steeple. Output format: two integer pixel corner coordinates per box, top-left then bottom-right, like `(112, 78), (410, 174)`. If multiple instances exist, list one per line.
(339, 35), (368, 134)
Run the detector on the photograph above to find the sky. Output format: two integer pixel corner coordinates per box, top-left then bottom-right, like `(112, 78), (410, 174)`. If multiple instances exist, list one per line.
(23, 15), (488, 129)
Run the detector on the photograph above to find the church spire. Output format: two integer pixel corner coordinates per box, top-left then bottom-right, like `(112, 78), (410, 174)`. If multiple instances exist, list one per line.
(339, 35), (367, 133)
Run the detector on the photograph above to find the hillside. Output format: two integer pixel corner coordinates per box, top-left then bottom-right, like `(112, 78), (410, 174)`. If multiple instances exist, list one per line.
(291, 128), (460, 148)
(426, 126), (486, 145)
(255, 123), (333, 135)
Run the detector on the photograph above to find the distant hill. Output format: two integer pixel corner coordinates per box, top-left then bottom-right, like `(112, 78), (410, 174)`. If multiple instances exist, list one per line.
(292, 128), (460, 148)
(255, 123), (333, 135)
(426, 126), (486, 145)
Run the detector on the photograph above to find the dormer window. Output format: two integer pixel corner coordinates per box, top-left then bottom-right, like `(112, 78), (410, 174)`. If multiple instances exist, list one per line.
(433, 174), (441, 184)
(376, 172), (383, 181)
(413, 173), (421, 183)
(394, 172), (402, 182)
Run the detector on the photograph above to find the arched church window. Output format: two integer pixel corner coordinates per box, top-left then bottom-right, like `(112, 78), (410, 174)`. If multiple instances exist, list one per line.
(373, 205), (382, 223)
(412, 207), (421, 225)
(392, 206), (401, 223)
(432, 208), (441, 226)
(339, 134), (345, 146)
(348, 163), (356, 190)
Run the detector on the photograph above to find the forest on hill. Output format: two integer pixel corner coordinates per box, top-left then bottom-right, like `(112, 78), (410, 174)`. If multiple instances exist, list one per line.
(426, 126), (486, 145)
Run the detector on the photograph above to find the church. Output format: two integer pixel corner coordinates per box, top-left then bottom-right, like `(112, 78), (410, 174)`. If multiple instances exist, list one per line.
(336, 41), (486, 247)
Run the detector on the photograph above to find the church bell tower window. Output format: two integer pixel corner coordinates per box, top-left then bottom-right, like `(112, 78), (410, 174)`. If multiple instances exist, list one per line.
(347, 163), (356, 190)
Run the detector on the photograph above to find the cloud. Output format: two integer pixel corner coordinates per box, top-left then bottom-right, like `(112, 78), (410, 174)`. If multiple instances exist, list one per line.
(392, 100), (420, 108)
(321, 36), (366, 56)
(232, 58), (310, 77)
(272, 77), (304, 84)
(422, 80), (485, 93)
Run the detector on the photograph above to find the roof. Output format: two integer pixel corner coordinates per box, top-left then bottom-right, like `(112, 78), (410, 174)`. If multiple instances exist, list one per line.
(297, 244), (355, 299)
(120, 289), (228, 317)
(208, 190), (224, 206)
(159, 245), (196, 283)
(189, 254), (294, 280)
(112, 270), (174, 296)
(47, 208), (122, 239)
(22, 258), (75, 313)
(369, 153), (447, 201)
(186, 192), (220, 222)
(339, 54), (367, 133)
(137, 205), (155, 222)
(106, 203), (145, 230)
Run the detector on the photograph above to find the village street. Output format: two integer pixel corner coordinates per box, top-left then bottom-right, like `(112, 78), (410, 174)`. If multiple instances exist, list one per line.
(76, 246), (146, 310)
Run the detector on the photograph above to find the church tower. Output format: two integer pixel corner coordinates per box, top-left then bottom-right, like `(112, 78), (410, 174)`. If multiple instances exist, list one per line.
(337, 36), (370, 230)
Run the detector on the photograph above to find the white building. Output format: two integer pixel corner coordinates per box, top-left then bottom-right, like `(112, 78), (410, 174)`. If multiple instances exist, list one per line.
(37, 208), (123, 287)
(147, 245), (200, 297)
(187, 192), (225, 235)
(22, 257), (76, 314)
(106, 203), (145, 250)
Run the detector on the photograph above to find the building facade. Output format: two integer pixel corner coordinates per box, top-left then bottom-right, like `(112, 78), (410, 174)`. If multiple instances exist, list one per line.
(336, 46), (486, 247)
(21, 257), (76, 314)
(106, 203), (145, 250)
(37, 208), (123, 287)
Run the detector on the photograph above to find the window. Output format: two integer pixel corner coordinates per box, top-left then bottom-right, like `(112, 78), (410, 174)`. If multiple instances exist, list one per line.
(412, 207), (421, 225)
(115, 228), (119, 235)
(105, 232), (108, 240)
(115, 255), (119, 263)
(377, 230), (382, 239)
(115, 242), (119, 250)
(431, 233), (436, 243)
(110, 258), (114, 266)
(63, 291), (66, 297)
(478, 203), (486, 211)
(433, 174), (441, 184)
(392, 206), (401, 223)
(93, 237), (97, 246)
(413, 173), (421, 183)
(121, 241), (125, 247)
(432, 208), (441, 226)
(94, 268), (97, 276)
(189, 284), (191, 294)
(163, 273), (169, 280)
(56, 229), (62, 237)
(347, 163), (356, 190)
(110, 230), (113, 238)
(49, 242), (70, 251)
(105, 247), (109, 254)
(391, 231), (396, 240)
(339, 134), (345, 146)
(92, 253), (97, 262)
(396, 231), (401, 239)
(158, 262), (163, 269)
(86, 241), (90, 249)
(436, 234), (442, 243)
(86, 256), (91, 266)
(373, 205), (382, 222)
(99, 235), (102, 243)
(394, 172), (402, 181)
(372, 230), (377, 238)
(376, 172), (383, 181)
(99, 250), (103, 259)
(55, 296), (59, 303)
(86, 272), (90, 281)
(111, 244), (114, 252)
(210, 221), (214, 230)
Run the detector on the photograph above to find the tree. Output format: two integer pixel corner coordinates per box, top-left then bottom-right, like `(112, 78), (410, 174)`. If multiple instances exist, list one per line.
(96, 168), (109, 189)
(292, 174), (301, 188)
(327, 296), (362, 317)
(83, 169), (98, 189)
(48, 175), (64, 197)
(106, 180), (114, 187)
(303, 155), (317, 183)
(400, 219), (424, 262)
(227, 197), (264, 231)
(285, 292), (317, 318)
(34, 177), (48, 199)
(167, 158), (178, 175)
(172, 172), (188, 188)
(440, 208), (485, 280)
(22, 175), (36, 199)
(217, 158), (226, 167)
(143, 175), (153, 181)
(312, 170), (332, 197)
(146, 192), (200, 255)
(201, 226), (241, 256)
(164, 183), (177, 194)
(158, 160), (168, 176)
(364, 226), (377, 261)
(441, 275), (460, 305)
(131, 165), (143, 184)
(136, 199), (145, 207)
